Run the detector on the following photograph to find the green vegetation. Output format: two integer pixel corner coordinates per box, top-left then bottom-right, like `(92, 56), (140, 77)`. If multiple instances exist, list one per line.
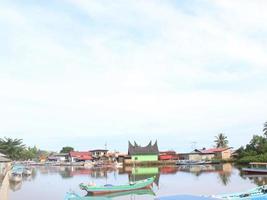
(235, 122), (267, 163)
(0, 137), (49, 161)
(60, 146), (74, 153)
(214, 133), (228, 148)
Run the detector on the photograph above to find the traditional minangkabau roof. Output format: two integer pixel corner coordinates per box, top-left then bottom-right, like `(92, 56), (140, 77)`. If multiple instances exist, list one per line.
(128, 141), (159, 155)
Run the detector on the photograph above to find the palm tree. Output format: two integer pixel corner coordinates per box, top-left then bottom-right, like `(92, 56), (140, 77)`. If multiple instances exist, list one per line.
(214, 133), (228, 148)
(263, 122), (267, 137)
(0, 137), (25, 160)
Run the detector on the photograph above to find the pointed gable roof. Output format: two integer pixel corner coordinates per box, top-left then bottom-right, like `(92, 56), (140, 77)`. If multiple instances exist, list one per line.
(128, 141), (159, 155)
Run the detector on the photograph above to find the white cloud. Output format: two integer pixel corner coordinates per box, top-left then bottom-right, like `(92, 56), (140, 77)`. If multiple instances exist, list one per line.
(0, 0), (267, 151)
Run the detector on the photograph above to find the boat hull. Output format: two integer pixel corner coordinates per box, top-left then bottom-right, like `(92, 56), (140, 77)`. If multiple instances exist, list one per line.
(80, 177), (155, 195)
(242, 168), (267, 174)
(87, 185), (152, 195)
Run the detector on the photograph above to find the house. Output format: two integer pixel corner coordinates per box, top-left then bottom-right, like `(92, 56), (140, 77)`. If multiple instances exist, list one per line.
(178, 147), (233, 161)
(89, 149), (108, 160)
(128, 141), (159, 162)
(159, 151), (178, 160)
(69, 151), (92, 162)
(196, 147), (233, 160)
(178, 150), (214, 161)
(47, 153), (68, 162)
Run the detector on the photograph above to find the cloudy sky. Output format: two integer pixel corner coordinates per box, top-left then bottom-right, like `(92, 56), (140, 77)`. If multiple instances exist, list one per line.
(1, 0), (267, 152)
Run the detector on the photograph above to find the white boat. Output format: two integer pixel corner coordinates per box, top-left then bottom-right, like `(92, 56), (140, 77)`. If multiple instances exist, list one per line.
(23, 167), (32, 176)
(242, 162), (267, 174)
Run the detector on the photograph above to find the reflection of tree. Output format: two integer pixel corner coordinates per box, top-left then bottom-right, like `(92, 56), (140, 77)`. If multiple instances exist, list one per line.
(31, 168), (37, 180)
(59, 167), (73, 179)
(218, 173), (231, 186)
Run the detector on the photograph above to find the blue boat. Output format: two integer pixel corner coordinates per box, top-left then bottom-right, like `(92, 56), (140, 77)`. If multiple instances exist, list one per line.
(213, 185), (267, 199)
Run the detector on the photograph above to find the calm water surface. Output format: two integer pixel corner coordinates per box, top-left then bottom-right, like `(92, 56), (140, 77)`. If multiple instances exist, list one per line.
(5, 164), (267, 200)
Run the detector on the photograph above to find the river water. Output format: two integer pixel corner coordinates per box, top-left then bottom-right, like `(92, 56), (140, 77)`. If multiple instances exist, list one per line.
(3, 164), (266, 200)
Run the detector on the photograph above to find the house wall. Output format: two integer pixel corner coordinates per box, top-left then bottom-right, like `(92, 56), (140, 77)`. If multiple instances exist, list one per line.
(215, 149), (231, 160)
(131, 155), (158, 161)
(179, 154), (214, 161)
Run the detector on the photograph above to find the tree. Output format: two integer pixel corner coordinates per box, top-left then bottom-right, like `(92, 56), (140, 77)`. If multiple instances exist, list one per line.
(0, 137), (25, 160)
(214, 133), (229, 148)
(60, 146), (74, 154)
(263, 122), (267, 137)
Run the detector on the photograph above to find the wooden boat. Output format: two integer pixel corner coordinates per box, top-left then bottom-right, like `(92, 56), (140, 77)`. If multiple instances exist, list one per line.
(242, 162), (267, 174)
(213, 185), (267, 199)
(79, 177), (155, 195)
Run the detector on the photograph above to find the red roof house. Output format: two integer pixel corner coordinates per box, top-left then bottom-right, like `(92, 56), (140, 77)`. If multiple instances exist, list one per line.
(69, 151), (92, 162)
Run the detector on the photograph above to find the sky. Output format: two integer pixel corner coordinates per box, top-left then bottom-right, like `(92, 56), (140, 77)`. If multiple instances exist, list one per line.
(1, 0), (267, 153)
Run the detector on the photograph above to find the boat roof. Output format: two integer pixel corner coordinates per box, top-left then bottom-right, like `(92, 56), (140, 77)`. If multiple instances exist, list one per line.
(250, 162), (267, 165)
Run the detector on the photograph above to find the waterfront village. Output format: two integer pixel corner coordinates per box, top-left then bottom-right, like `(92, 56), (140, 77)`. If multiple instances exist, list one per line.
(0, 140), (234, 180)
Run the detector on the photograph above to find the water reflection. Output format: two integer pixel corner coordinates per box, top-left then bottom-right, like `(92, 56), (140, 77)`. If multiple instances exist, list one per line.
(8, 164), (266, 200)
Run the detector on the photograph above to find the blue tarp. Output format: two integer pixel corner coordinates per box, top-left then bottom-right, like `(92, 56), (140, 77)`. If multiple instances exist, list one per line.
(156, 195), (216, 200)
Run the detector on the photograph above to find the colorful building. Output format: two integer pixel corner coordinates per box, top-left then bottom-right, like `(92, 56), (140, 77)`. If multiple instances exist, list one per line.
(159, 151), (178, 160)
(69, 151), (92, 162)
(128, 141), (159, 161)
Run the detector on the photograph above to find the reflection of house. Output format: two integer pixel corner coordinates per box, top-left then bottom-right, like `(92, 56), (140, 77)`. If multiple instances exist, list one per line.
(90, 149), (108, 160)
(48, 153), (68, 162)
(130, 167), (160, 186)
(128, 141), (159, 161)
(159, 151), (178, 160)
(69, 151), (92, 162)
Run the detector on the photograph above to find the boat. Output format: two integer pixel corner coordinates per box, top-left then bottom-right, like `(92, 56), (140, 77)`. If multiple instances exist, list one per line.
(79, 176), (155, 195)
(176, 160), (215, 165)
(213, 185), (267, 199)
(242, 162), (267, 174)
(23, 167), (32, 176)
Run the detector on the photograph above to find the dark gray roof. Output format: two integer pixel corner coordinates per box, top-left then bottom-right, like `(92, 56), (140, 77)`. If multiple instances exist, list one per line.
(128, 141), (159, 155)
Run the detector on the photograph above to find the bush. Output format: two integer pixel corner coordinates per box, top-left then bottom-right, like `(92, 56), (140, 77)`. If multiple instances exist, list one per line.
(236, 153), (267, 164)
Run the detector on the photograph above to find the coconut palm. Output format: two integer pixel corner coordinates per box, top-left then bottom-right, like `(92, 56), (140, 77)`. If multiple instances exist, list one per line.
(214, 133), (228, 148)
(263, 122), (267, 137)
(0, 137), (25, 160)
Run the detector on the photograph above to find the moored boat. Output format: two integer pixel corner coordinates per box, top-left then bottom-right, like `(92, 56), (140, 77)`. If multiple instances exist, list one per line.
(79, 177), (155, 195)
(23, 167), (32, 176)
(213, 185), (267, 199)
(242, 162), (267, 174)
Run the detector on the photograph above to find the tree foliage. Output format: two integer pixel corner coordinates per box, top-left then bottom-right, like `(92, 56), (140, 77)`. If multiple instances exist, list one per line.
(214, 133), (228, 148)
(0, 137), (25, 160)
(60, 146), (74, 154)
